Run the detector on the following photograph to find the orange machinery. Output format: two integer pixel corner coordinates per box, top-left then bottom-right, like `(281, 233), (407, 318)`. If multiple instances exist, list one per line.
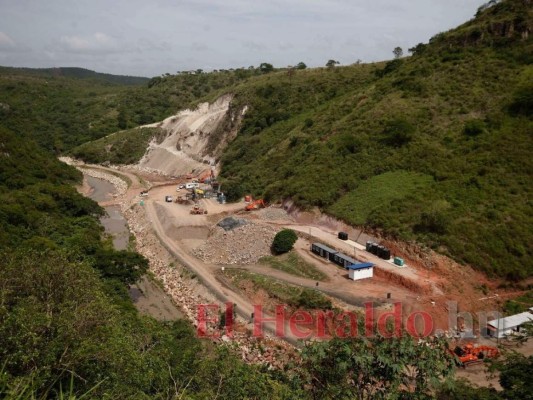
(245, 199), (266, 211)
(453, 344), (499, 367)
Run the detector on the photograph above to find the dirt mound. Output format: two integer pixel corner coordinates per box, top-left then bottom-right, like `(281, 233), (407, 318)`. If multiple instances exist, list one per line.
(256, 207), (294, 221)
(137, 94), (245, 177)
(193, 222), (278, 264)
(374, 266), (431, 294)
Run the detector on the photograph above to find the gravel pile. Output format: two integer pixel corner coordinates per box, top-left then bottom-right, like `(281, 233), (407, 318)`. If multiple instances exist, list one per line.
(193, 223), (278, 264)
(256, 207), (293, 221)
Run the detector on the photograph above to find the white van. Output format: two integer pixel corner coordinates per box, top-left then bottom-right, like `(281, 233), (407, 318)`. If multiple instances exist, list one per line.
(185, 182), (199, 189)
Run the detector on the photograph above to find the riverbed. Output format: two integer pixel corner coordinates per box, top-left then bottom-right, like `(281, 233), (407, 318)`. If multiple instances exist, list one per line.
(84, 174), (183, 320)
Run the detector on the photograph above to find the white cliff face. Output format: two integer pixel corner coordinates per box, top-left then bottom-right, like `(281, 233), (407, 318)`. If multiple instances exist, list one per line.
(138, 94), (241, 176)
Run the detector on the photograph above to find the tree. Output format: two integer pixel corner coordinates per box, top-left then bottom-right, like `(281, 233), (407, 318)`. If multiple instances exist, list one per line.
(393, 46), (403, 59)
(296, 62), (307, 70)
(491, 352), (533, 398)
(408, 43), (427, 56)
(259, 62), (274, 74)
(271, 229), (298, 254)
(93, 249), (149, 284)
(380, 118), (414, 147)
(326, 59), (340, 68)
(300, 335), (455, 400)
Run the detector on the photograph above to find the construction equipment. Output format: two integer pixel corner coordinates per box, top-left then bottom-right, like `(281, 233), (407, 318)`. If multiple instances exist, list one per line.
(190, 204), (208, 215)
(245, 199), (266, 211)
(452, 344), (499, 367)
(174, 196), (190, 205)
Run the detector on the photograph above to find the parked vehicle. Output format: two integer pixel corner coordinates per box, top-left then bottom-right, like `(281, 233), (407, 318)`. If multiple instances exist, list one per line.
(165, 195), (173, 202)
(185, 182), (199, 189)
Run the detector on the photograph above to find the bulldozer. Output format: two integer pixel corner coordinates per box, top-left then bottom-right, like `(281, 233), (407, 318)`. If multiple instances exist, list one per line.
(452, 343), (499, 367)
(190, 204), (208, 215)
(245, 199), (266, 211)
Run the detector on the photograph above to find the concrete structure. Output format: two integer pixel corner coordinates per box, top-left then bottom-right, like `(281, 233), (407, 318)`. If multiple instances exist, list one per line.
(311, 243), (338, 261)
(332, 253), (359, 269)
(487, 311), (533, 338)
(348, 263), (374, 281)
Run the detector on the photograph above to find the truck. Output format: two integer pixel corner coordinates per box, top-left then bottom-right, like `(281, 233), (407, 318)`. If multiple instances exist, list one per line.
(185, 182), (199, 189)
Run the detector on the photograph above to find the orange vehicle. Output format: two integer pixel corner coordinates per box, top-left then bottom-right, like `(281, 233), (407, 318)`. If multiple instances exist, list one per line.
(245, 199), (266, 211)
(453, 344), (499, 367)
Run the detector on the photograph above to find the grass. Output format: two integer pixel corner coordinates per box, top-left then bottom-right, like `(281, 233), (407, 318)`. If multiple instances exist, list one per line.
(225, 269), (332, 310)
(328, 171), (433, 225)
(503, 290), (533, 315)
(259, 252), (328, 281)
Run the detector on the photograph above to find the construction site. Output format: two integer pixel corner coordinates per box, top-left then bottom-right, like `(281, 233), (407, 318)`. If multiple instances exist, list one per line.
(64, 93), (533, 387)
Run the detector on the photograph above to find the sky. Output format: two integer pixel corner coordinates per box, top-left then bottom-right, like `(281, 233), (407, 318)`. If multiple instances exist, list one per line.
(0, 0), (484, 77)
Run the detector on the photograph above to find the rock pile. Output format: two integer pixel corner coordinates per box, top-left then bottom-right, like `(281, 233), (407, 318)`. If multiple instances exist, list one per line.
(193, 222), (278, 264)
(217, 216), (248, 231)
(124, 204), (295, 368)
(256, 207), (293, 221)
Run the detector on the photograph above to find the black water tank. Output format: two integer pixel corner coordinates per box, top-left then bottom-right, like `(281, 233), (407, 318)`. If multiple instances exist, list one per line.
(338, 232), (348, 240)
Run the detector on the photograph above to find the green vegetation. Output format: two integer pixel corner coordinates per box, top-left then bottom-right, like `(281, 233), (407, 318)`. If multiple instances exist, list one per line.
(260, 252), (328, 281)
(329, 171), (433, 226)
(71, 127), (165, 164)
(0, 65), (260, 153)
(301, 335), (455, 399)
(271, 228), (298, 254)
(0, 66), (149, 85)
(0, 127), (302, 398)
(225, 269), (332, 310)
(503, 290), (533, 315)
(0, 1), (531, 396)
(219, 0), (533, 280)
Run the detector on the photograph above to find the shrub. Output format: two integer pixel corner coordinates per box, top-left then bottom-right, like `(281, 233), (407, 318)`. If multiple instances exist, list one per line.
(381, 118), (414, 147)
(463, 119), (486, 137)
(271, 229), (298, 254)
(296, 288), (332, 309)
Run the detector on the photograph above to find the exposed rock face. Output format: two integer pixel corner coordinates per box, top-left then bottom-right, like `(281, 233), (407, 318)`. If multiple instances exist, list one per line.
(137, 94), (245, 176)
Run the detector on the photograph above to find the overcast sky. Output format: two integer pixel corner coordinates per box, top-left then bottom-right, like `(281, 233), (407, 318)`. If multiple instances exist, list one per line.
(0, 0), (483, 77)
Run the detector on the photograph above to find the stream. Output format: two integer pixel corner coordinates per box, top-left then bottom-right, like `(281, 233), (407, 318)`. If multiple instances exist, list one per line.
(84, 174), (183, 320)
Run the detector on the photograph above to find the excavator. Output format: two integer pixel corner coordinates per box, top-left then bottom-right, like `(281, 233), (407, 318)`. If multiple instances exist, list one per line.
(452, 343), (499, 367)
(245, 199), (266, 211)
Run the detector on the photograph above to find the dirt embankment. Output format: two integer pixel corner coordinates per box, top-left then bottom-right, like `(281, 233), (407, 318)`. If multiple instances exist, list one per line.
(137, 94), (245, 177)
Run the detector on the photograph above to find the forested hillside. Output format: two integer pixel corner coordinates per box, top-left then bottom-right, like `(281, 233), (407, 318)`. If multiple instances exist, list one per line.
(0, 0), (532, 398)
(0, 65), (257, 152)
(62, 1), (532, 280)
(218, 0), (532, 279)
(0, 127), (303, 398)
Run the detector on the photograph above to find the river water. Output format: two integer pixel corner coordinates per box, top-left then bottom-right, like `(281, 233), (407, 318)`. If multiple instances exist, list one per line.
(86, 175), (129, 250)
(84, 174), (183, 320)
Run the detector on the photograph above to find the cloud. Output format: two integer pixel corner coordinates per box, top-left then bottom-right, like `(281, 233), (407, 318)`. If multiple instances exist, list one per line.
(190, 42), (209, 52)
(59, 32), (119, 54)
(242, 41), (268, 52)
(0, 31), (16, 49)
